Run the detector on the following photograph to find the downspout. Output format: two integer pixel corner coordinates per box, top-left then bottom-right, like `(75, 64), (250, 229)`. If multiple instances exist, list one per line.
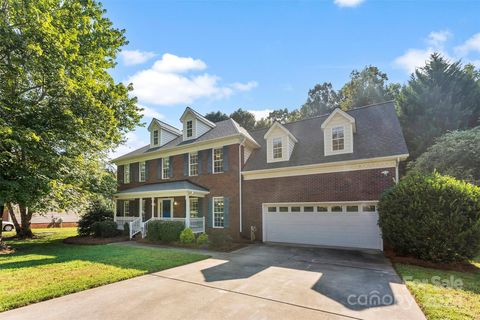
(395, 157), (400, 184)
(239, 138), (246, 234)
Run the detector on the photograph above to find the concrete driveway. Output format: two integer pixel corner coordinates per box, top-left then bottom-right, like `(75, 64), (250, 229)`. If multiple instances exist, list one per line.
(0, 244), (425, 320)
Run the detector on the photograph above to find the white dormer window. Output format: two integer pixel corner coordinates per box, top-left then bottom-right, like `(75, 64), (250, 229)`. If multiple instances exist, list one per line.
(186, 120), (193, 138)
(332, 126), (345, 151)
(153, 130), (159, 145)
(272, 137), (283, 159)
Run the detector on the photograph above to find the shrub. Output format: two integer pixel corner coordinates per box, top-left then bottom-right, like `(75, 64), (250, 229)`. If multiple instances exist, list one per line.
(78, 201), (114, 236)
(123, 222), (130, 236)
(208, 232), (233, 250)
(146, 220), (184, 243)
(196, 233), (209, 246)
(378, 172), (480, 262)
(180, 228), (195, 244)
(92, 221), (119, 238)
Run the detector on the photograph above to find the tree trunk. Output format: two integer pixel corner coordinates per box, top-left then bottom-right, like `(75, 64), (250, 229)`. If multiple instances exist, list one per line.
(7, 203), (34, 238)
(0, 203), (4, 247)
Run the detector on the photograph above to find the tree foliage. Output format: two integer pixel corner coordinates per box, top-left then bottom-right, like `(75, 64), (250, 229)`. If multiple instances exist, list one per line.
(397, 53), (480, 160)
(299, 82), (339, 118)
(230, 108), (256, 130)
(408, 127), (480, 184)
(0, 0), (141, 237)
(204, 111), (229, 123)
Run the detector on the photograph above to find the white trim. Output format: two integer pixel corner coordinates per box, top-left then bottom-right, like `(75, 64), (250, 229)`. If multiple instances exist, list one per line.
(263, 122), (298, 143)
(321, 108), (356, 132)
(139, 161), (146, 182)
(160, 198), (174, 218)
(242, 155), (408, 180)
(189, 152), (198, 176)
(212, 147), (224, 174)
(124, 164), (130, 184)
(272, 137), (283, 160)
(212, 196), (225, 229)
(115, 189), (209, 200)
(162, 157), (170, 180)
(331, 125), (345, 152)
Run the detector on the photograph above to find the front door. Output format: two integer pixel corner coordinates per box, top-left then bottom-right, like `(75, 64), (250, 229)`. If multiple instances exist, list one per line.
(161, 199), (172, 218)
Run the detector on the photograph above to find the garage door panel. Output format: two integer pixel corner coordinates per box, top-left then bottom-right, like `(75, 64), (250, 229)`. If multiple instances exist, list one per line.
(263, 211), (382, 250)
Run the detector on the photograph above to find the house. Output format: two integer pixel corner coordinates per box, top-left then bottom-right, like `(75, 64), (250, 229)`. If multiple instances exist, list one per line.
(2, 208), (79, 228)
(112, 101), (408, 250)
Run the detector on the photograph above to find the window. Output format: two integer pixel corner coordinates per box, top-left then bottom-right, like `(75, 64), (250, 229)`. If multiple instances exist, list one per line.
(213, 148), (224, 173)
(213, 197), (224, 228)
(346, 205), (359, 212)
(332, 126), (345, 151)
(317, 206), (328, 212)
(190, 198), (199, 218)
(123, 201), (130, 216)
(124, 164), (130, 183)
(189, 153), (198, 176)
(362, 205), (376, 212)
(291, 206), (301, 212)
(304, 206), (314, 212)
(153, 130), (159, 145)
(279, 206), (289, 212)
(267, 207), (277, 212)
(331, 206), (343, 212)
(272, 137), (283, 159)
(139, 161), (146, 182)
(186, 120), (193, 138)
(162, 158), (170, 179)
(141, 199), (146, 220)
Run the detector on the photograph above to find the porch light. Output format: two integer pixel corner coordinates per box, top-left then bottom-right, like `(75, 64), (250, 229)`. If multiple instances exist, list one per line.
(174, 201), (178, 206)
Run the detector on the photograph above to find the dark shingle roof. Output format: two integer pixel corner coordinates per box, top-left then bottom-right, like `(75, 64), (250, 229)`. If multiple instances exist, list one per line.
(115, 181), (208, 195)
(243, 101), (409, 171)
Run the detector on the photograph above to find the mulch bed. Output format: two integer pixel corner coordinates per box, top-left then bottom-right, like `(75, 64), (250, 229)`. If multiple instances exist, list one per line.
(137, 238), (248, 252)
(385, 249), (479, 273)
(63, 235), (129, 245)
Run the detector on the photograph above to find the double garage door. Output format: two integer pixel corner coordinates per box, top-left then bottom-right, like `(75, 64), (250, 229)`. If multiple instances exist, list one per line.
(262, 203), (383, 250)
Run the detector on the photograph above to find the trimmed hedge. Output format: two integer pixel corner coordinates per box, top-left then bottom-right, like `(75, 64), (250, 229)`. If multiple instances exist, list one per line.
(146, 220), (184, 243)
(378, 173), (480, 262)
(92, 221), (119, 238)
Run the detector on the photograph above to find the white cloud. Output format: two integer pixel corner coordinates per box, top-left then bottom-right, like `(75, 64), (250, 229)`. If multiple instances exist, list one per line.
(139, 104), (164, 120)
(120, 50), (156, 66)
(109, 131), (148, 160)
(334, 0), (365, 8)
(394, 48), (436, 74)
(248, 109), (273, 120)
(127, 53), (257, 106)
(454, 33), (480, 56)
(427, 30), (452, 48)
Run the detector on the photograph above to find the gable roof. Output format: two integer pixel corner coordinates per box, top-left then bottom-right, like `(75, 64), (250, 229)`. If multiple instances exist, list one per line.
(147, 118), (182, 136)
(263, 122), (298, 143)
(243, 101), (408, 171)
(320, 108), (356, 132)
(180, 107), (216, 128)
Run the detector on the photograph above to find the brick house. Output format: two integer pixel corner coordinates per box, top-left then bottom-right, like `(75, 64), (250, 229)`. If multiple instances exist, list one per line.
(112, 101), (408, 250)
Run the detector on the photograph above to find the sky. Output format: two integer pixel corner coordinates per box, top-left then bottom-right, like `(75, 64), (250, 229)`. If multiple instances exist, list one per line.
(101, 0), (480, 158)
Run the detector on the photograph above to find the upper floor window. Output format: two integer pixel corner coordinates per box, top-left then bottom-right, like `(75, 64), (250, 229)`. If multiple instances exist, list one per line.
(272, 137), (283, 159)
(332, 126), (345, 151)
(213, 197), (224, 228)
(190, 198), (199, 218)
(139, 161), (146, 182)
(124, 164), (130, 183)
(213, 148), (223, 173)
(162, 158), (170, 179)
(189, 152), (198, 176)
(186, 120), (193, 138)
(153, 130), (159, 145)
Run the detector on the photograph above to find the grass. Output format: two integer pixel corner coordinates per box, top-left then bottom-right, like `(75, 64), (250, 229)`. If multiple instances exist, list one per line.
(0, 228), (208, 312)
(395, 256), (480, 320)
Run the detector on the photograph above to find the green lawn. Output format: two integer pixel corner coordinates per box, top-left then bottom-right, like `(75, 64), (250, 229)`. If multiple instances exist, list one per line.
(395, 257), (480, 320)
(0, 228), (208, 312)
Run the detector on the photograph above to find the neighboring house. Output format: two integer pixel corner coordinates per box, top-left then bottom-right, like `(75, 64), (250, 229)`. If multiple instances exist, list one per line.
(112, 101), (408, 250)
(2, 209), (79, 228)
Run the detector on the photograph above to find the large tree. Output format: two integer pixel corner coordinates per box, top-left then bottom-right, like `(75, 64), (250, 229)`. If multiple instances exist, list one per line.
(0, 0), (141, 237)
(204, 111), (229, 123)
(397, 53), (480, 160)
(299, 82), (339, 118)
(230, 108), (256, 130)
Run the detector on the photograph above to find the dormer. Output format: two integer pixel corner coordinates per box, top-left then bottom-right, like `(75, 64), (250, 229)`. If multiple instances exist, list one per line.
(180, 107), (216, 141)
(148, 118), (182, 148)
(264, 122), (298, 163)
(321, 108), (356, 156)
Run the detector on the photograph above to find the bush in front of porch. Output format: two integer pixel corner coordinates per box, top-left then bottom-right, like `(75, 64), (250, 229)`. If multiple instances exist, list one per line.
(146, 220), (184, 243)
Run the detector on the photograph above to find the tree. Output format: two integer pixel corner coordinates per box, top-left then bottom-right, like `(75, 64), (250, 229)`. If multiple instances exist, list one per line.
(205, 111), (229, 123)
(267, 108), (291, 123)
(299, 82), (339, 118)
(254, 118), (272, 130)
(339, 66), (400, 110)
(230, 108), (256, 130)
(397, 53), (480, 160)
(408, 127), (480, 184)
(0, 0), (141, 237)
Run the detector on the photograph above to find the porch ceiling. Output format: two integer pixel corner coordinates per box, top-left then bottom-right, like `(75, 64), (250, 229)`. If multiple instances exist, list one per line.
(114, 181), (209, 199)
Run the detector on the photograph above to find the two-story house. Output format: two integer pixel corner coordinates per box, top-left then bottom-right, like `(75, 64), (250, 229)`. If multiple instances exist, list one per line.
(112, 101), (408, 250)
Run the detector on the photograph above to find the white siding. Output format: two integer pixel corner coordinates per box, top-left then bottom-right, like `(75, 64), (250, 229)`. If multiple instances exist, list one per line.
(161, 130), (177, 146)
(288, 136), (295, 158)
(324, 113), (353, 156)
(266, 126), (290, 163)
(196, 119), (210, 137)
(244, 146), (253, 163)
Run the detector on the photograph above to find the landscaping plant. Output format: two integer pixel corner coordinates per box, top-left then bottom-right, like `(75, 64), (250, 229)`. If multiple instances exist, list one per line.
(196, 233), (209, 246)
(179, 228), (195, 244)
(378, 172), (480, 262)
(78, 202), (114, 236)
(146, 221), (184, 243)
(92, 221), (119, 238)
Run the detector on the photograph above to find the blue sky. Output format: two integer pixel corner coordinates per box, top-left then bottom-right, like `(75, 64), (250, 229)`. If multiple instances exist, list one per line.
(102, 0), (480, 157)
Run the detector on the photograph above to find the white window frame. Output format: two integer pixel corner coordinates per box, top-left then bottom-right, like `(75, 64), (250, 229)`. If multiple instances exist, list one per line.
(213, 197), (224, 228)
(186, 120), (193, 138)
(124, 164), (130, 184)
(162, 158), (170, 180)
(263, 202), (378, 214)
(272, 137), (283, 159)
(139, 161), (146, 182)
(189, 152), (198, 176)
(213, 148), (224, 173)
(331, 126), (345, 151)
(124, 201), (130, 216)
(190, 198), (199, 218)
(153, 130), (159, 146)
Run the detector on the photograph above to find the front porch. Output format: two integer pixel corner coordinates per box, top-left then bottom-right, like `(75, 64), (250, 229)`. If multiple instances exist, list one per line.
(113, 181), (209, 238)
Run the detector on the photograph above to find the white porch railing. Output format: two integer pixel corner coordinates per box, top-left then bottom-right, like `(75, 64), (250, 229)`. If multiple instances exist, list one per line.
(129, 217), (142, 239)
(141, 217), (205, 238)
(115, 216), (137, 230)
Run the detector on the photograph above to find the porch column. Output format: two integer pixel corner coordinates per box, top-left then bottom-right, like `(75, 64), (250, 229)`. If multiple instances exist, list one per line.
(139, 197), (143, 219)
(113, 198), (117, 222)
(185, 194), (190, 228)
(151, 197), (155, 218)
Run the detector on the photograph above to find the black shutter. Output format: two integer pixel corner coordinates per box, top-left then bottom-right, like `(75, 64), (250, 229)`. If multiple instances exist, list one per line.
(198, 198), (203, 217)
(198, 150), (203, 175)
(223, 197), (229, 228)
(169, 156), (174, 178)
(157, 158), (163, 179)
(183, 153), (189, 176)
(130, 163), (135, 183)
(118, 165), (124, 184)
(223, 146), (229, 172)
(145, 161), (150, 181)
(206, 149), (212, 173)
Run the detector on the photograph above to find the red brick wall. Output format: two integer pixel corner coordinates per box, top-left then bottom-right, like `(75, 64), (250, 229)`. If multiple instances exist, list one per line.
(31, 222), (78, 228)
(241, 167), (395, 240)
(116, 144), (241, 239)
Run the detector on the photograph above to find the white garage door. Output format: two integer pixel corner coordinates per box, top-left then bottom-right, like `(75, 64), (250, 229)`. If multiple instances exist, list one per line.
(262, 203), (383, 250)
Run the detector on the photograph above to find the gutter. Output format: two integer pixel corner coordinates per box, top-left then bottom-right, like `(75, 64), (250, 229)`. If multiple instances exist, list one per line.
(239, 138), (246, 234)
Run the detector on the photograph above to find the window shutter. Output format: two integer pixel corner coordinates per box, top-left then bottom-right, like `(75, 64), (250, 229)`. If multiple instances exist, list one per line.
(198, 150), (203, 175)
(118, 165), (124, 184)
(223, 146), (229, 171)
(157, 158), (162, 179)
(130, 163), (135, 183)
(206, 149), (212, 173)
(169, 156), (174, 178)
(119, 200), (124, 216)
(183, 153), (189, 176)
(207, 197), (213, 228)
(198, 198), (203, 217)
(145, 161), (150, 181)
(223, 197), (229, 228)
